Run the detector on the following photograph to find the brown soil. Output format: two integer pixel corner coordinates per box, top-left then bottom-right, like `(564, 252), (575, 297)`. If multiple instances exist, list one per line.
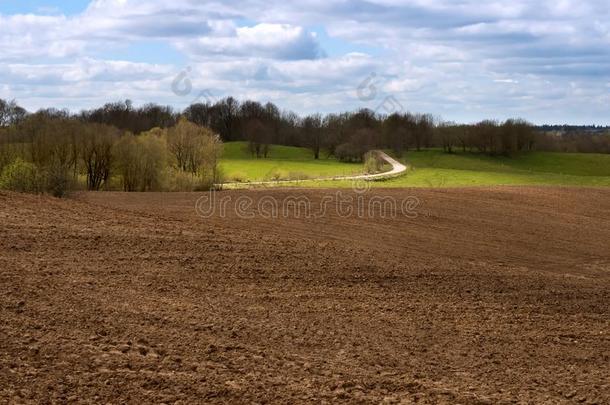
(1, 187), (609, 404)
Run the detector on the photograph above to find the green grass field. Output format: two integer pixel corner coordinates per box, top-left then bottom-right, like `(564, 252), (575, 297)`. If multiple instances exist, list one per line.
(220, 142), (362, 182)
(381, 150), (610, 187)
(221, 143), (610, 188)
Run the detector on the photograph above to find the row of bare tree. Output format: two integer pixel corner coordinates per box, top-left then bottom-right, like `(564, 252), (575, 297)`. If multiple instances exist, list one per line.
(535, 131), (610, 154)
(435, 119), (536, 155)
(75, 99), (575, 159)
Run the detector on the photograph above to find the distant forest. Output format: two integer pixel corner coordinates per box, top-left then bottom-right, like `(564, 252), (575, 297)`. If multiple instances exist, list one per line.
(2, 98), (610, 159)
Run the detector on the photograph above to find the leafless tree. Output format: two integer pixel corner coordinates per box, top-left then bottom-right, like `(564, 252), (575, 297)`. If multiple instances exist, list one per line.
(303, 114), (323, 159)
(80, 124), (118, 190)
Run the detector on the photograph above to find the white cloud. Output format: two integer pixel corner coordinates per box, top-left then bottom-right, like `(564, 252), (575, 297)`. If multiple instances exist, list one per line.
(177, 23), (323, 60)
(0, 0), (609, 123)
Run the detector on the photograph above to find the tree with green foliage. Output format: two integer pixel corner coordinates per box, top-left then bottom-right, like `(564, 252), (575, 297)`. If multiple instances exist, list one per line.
(114, 132), (167, 191)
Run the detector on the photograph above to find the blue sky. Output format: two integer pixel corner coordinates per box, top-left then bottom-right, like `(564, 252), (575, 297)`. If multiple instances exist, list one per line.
(1, 0), (609, 124)
(0, 0), (88, 15)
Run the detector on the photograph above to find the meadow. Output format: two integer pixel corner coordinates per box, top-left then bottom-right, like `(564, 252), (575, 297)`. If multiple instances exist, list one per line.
(220, 143), (610, 187)
(220, 142), (362, 182)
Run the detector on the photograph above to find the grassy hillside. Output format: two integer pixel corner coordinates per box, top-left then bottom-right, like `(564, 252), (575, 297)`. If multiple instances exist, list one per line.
(220, 142), (362, 182)
(222, 142), (315, 160)
(226, 148), (610, 188)
(404, 150), (610, 177)
(371, 150), (610, 187)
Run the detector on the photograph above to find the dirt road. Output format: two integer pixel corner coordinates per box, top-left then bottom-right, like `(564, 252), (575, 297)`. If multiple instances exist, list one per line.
(1, 187), (609, 403)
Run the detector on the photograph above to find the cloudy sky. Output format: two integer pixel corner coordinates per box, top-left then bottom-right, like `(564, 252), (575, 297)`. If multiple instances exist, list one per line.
(1, 0), (609, 124)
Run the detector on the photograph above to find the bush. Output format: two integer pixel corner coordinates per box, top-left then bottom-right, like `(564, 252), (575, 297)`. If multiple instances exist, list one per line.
(0, 158), (40, 193)
(164, 169), (197, 192)
(0, 158), (76, 197)
(363, 151), (384, 174)
(335, 143), (363, 162)
(163, 168), (222, 192)
(44, 162), (73, 198)
(194, 175), (216, 191)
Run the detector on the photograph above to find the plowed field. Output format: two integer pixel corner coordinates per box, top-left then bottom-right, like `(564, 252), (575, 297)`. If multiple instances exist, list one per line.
(1, 187), (609, 404)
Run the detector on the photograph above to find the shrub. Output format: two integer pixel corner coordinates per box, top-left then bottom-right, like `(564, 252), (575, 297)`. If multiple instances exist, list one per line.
(165, 169), (197, 192)
(194, 175), (215, 191)
(0, 158), (40, 193)
(364, 151), (384, 174)
(335, 143), (363, 162)
(43, 162), (73, 198)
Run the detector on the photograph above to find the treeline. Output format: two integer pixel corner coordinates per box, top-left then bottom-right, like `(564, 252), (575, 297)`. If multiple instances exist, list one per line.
(536, 131), (610, 154)
(74, 99), (539, 159)
(1, 97), (609, 196)
(0, 105), (222, 196)
(538, 125), (610, 134)
(76, 98), (610, 157)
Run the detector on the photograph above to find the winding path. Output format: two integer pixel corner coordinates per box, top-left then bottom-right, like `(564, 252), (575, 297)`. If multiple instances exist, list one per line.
(221, 150), (407, 188)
